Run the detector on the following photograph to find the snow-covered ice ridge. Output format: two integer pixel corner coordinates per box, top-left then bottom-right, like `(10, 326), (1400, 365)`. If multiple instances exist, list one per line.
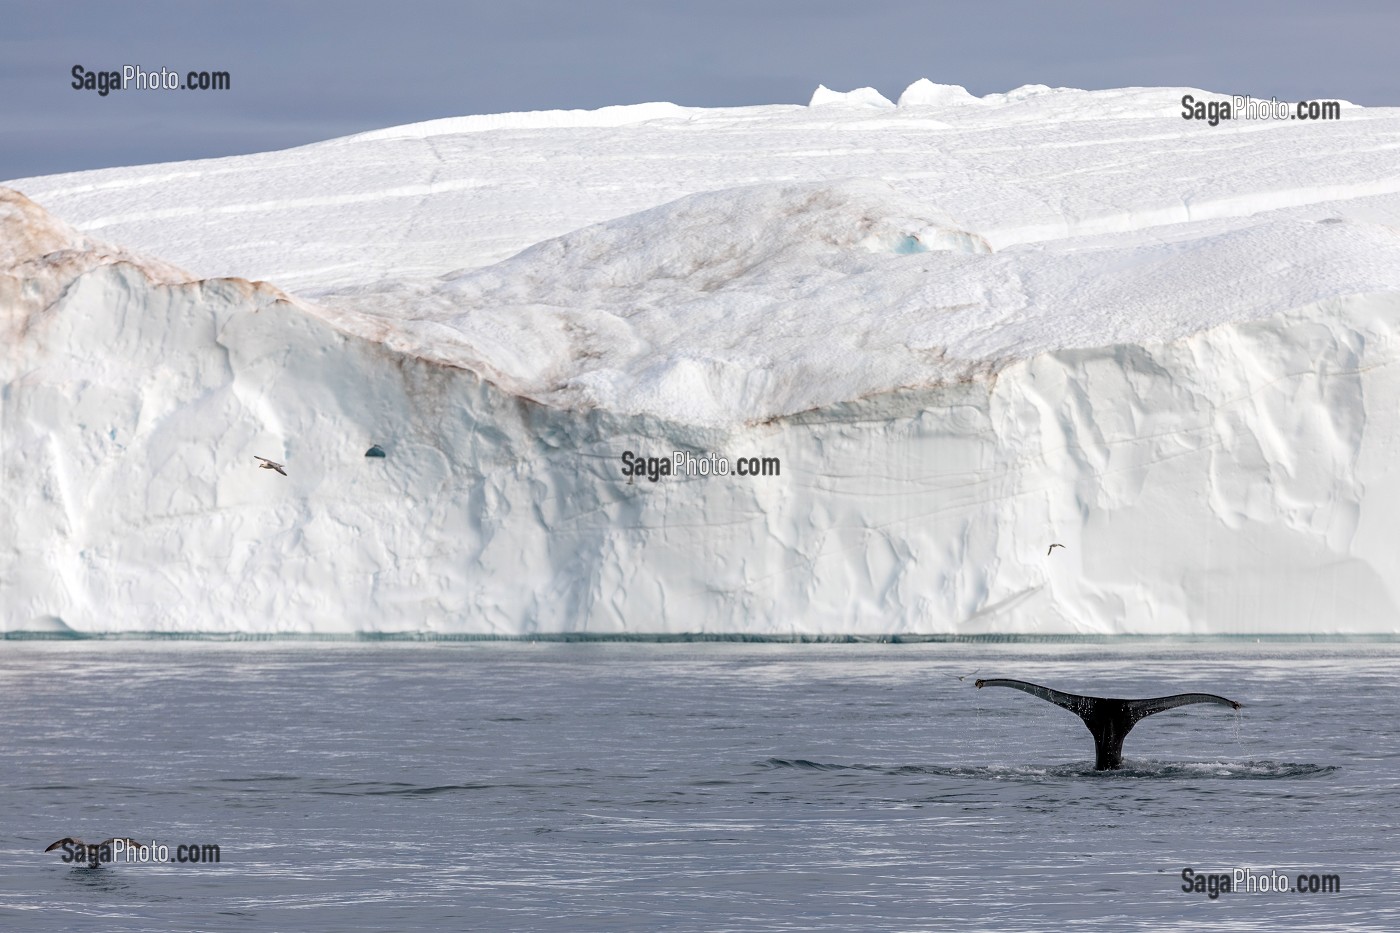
(5, 81), (1400, 635)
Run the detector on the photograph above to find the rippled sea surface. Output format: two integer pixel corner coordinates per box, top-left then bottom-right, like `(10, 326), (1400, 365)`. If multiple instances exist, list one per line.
(0, 641), (1395, 931)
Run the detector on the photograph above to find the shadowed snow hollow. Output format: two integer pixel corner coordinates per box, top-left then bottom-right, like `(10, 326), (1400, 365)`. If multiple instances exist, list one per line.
(322, 179), (994, 425)
(321, 179), (1400, 428)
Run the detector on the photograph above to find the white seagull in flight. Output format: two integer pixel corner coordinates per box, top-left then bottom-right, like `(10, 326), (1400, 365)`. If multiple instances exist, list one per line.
(254, 456), (287, 476)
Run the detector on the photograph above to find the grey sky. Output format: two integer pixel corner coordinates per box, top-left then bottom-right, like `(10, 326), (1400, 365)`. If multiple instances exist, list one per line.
(3, 0), (1397, 181)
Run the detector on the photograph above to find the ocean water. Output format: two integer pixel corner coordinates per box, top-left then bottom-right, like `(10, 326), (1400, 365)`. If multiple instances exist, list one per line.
(0, 640), (1393, 931)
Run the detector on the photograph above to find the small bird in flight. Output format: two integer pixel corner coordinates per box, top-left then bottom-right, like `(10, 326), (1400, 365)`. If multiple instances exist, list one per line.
(1047, 543), (1065, 555)
(254, 456), (287, 476)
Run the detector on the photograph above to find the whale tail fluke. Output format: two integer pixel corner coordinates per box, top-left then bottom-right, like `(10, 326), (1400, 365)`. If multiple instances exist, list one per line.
(975, 678), (1242, 770)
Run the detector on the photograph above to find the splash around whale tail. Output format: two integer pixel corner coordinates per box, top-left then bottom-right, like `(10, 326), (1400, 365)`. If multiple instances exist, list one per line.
(974, 678), (1242, 770)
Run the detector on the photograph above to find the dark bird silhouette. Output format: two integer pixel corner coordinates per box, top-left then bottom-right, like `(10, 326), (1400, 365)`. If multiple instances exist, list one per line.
(1047, 543), (1065, 555)
(254, 456), (287, 476)
(975, 678), (1241, 770)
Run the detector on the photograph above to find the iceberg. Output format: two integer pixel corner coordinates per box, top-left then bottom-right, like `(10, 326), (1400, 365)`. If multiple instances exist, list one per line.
(5, 80), (1400, 636)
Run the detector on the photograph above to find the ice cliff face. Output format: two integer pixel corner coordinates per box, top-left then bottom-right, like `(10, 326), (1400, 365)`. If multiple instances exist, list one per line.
(5, 185), (1399, 635)
(6, 81), (1400, 635)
